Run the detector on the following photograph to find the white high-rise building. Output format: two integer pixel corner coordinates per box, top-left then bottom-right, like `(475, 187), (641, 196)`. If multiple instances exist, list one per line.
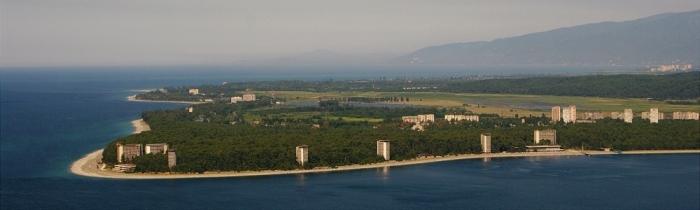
(624, 109), (633, 123)
(376, 140), (390, 160)
(480, 133), (492, 153)
(562, 105), (576, 123)
(649, 108), (659, 123)
(296, 145), (309, 166)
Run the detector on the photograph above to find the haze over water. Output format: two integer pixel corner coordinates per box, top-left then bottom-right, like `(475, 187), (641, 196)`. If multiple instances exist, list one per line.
(1, 69), (698, 209)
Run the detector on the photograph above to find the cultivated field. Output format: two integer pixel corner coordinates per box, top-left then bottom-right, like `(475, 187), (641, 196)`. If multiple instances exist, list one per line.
(256, 91), (700, 117)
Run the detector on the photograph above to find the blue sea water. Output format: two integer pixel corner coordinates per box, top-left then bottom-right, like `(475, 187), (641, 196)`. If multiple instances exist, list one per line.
(1, 67), (699, 210)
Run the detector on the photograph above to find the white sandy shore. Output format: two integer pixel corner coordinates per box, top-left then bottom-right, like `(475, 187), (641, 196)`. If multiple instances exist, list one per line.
(69, 119), (152, 178)
(131, 119), (151, 134)
(71, 145), (700, 180)
(127, 95), (204, 104)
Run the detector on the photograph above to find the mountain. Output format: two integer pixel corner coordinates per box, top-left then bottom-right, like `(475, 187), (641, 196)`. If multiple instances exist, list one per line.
(399, 10), (700, 67)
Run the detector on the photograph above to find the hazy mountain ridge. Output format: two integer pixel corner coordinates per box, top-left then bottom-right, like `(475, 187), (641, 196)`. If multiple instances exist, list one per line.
(400, 10), (700, 67)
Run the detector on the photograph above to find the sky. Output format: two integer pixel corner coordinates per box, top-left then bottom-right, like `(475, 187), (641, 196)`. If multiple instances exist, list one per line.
(1, 0), (699, 67)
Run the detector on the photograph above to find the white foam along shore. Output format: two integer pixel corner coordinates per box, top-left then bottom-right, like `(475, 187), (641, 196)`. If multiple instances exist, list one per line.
(127, 95), (205, 104)
(71, 119), (700, 180)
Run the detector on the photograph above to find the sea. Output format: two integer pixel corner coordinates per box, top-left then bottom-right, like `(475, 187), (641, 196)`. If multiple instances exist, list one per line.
(1, 66), (698, 210)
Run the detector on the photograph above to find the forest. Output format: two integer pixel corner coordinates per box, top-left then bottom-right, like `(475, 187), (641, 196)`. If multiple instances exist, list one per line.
(136, 72), (699, 101)
(102, 100), (700, 173)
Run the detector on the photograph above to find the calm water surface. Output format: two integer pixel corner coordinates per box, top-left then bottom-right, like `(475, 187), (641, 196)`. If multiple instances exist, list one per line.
(1, 68), (698, 210)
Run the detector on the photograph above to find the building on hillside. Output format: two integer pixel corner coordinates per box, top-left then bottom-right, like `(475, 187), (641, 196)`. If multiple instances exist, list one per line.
(187, 107), (194, 113)
(242, 93), (256, 102)
(672, 112), (700, 120)
(295, 145), (309, 166)
(188, 88), (199, 95)
(230, 96), (243, 103)
(534, 129), (557, 145)
(649, 108), (659, 123)
(444, 114), (479, 122)
(480, 133), (492, 153)
(624, 109), (633, 123)
(167, 149), (177, 168)
(116, 143), (142, 163)
(145, 143), (168, 154)
(551, 106), (561, 122)
(376, 140), (390, 160)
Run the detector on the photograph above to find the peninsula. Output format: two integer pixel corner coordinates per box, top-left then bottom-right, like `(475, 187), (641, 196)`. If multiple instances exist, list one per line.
(72, 74), (700, 179)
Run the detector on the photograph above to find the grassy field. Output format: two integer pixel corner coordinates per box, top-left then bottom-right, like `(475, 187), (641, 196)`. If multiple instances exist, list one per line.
(256, 91), (700, 117)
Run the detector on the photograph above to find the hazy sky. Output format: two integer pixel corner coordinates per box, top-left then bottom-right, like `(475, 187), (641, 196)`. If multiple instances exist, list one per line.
(1, 0), (699, 66)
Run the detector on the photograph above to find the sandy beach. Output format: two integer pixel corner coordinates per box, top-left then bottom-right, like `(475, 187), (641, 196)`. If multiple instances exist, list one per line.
(70, 141), (700, 180)
(131, 119), (151, 134)
(127, 95), (205, 104)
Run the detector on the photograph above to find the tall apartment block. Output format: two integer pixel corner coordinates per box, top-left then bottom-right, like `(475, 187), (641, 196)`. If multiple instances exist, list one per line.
(116, 143), (142, 163)
(145, 143), (168, 154)
(649, 108), (659, 123)
(624, 109), (633, 123)
(167, 149), (177, 168)
(376, 140), (391, 160)
(551, 106), (561, 122)
(296, 145), (309, 166)
(561, 105), (576, 123)
(480, 133), (492, 153)
(188, 88), (199, 95)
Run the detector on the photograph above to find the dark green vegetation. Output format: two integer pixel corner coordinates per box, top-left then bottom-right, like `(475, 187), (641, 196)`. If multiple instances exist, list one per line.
(103, 99), (700, 173)
(136, 72), (699, 101)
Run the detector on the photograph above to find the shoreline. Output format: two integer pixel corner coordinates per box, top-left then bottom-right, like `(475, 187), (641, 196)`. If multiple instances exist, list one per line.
(70, 147), (700, 180)
(126, 95), (204, 104)
(131, 119), (151, 134)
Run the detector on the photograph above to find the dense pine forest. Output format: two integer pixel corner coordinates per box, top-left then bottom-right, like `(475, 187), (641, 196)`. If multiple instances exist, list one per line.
(103, 99), (700, 173)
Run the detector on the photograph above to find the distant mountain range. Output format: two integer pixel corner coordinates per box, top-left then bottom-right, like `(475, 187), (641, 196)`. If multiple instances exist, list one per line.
(399, 10), (700, 67)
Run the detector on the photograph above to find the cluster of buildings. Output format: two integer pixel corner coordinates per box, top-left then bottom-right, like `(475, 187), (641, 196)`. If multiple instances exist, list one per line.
(550, 105), (577, 123)
(230, 93), (256, 103)
(188, 88), (200, 95)
(649, 64), (693, 72)
(553, 106), (698, 124)
(551, 105), (577, 123)
(113, 143), (176, 173)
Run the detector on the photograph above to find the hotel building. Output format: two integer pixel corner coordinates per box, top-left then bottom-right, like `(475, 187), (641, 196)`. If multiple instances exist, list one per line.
(376, 140), (391, 160)
(296, 145), (309, 166)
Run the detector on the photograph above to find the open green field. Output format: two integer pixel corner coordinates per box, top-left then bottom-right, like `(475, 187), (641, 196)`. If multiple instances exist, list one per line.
(244, 111), (384, 123)
(256, 91), (700, 117)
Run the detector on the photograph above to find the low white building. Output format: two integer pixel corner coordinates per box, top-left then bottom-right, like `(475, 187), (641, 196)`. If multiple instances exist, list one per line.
(444, 114), (479, 122)
(230, 96), (243, 103)
(188, 88), (199, 95)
